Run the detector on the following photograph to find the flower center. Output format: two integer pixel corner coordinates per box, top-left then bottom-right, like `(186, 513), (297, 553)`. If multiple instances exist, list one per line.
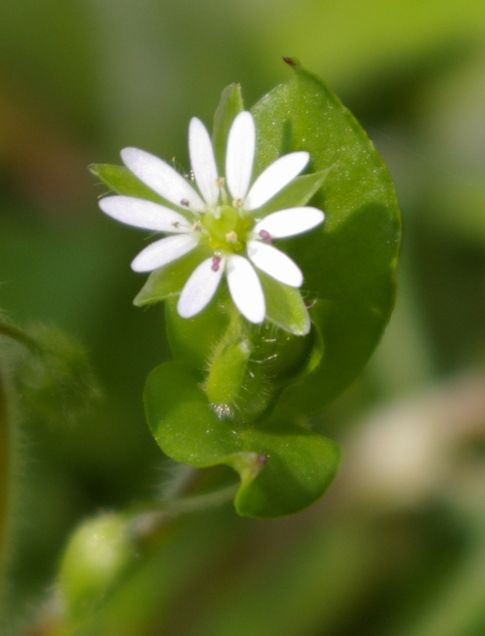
(200, 205), (252, 253)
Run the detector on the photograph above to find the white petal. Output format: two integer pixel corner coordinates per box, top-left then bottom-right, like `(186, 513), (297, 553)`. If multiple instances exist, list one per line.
(121, 147), (205, 212)
(245, 152), (309, 210)
(226, 255), (265, 324)
(253, 207), (324, 239)
(131, 234), (198, 273)
(247, 240), (303, 287)
(99, 196), (191, 233)
(177, 256), (224, 318)
(189, 118), (219, 207)
(225, 111), (255, 201)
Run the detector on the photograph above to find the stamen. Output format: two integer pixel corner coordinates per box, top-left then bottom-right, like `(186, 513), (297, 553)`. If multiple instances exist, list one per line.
(257, 454), (268, 466)
(258, 229), (272, 244)
(180, 198), (190, 207)
(233, 198), (243, 208)
(211, 255), (222, 272)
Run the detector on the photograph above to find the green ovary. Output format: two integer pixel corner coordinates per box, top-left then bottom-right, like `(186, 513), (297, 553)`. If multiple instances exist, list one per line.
(201, 205), (253, 253)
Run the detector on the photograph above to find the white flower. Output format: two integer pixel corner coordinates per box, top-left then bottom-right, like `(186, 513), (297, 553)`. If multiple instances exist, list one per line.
(98, 111), (324, 324)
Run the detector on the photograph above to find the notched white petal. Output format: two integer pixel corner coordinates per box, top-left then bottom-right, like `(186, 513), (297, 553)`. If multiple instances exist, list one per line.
(121, 147), (205, 212)
(247, 241), (303, 287)
(225, 111), (255, 201)
(131, 234), (198, 273)
(254, 207), (324, 239)
(189, 118), (220, 207)
(99, 196), (191, 233)
(226, 255), (265, 324)
(245, 151), (309, 210)
(177, 256), (224, 318)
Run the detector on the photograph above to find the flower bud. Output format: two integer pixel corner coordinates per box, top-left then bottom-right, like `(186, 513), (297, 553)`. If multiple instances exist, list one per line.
(57, 512), (137, 621)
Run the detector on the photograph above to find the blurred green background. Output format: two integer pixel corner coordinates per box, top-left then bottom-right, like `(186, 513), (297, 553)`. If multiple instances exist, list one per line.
(1, 1), (485, 634)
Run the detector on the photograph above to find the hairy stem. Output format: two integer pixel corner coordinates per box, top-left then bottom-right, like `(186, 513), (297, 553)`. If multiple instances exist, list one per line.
(159, 464), (199, 501)
(0, 366), (12, 609)
(0, 320), (35, 613)
(129, 484), (237, 542)
(0, 321), (40, 354)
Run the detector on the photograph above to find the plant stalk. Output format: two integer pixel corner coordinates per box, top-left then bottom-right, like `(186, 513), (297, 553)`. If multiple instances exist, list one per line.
(0, 365), (12, 608)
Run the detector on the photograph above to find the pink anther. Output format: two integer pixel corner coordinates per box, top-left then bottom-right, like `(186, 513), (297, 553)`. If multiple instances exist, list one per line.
(258, 229), (272, 244)
(211, 255), (222, 272)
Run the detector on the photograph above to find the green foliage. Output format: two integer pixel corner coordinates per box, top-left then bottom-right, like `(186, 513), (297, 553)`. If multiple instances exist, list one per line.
(138, 66), (400, 517)
(86, 66), (403, 517)
(252, 64), (401, 419)
(144, 362), (339, 517)
(2, 0), (485, 631)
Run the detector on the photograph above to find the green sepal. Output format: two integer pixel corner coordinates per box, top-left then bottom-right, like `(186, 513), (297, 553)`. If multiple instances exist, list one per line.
(260, 273), (310, 336)
(89, 164), (162, 202)
(133, 248), (210, 307)
(212, 84), (244, 173)
(144, 361), (340, 518)
(256, 169), (330, 216)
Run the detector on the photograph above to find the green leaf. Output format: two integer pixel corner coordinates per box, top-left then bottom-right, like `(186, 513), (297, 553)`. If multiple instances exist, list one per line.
(260, 273), (310, 336)
(90, 164), (162, 203)
(133, 248), (209, 307)
(212, 84), (244, 173)
(252, 65), (401, 417)
(144, 362), (339, 517)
